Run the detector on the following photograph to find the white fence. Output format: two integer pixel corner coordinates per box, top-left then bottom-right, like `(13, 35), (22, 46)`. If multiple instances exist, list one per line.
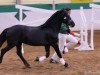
(75, 3), (100, 51)
(76, 6), (94, 51)
(15, 4), (56, 25)
(0, 4), (100, 33)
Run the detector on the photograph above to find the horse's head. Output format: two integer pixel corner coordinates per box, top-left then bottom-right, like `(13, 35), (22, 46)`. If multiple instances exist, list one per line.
(60, 9), (75, 28)
(40, 8), (75, 32)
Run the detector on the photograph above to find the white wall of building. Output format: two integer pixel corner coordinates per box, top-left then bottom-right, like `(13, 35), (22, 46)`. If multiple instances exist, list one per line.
(0, 0), (71, 5)
(93, 0), (100, 2)
(0, 0), (16, 5)
(0, 0), (100, 5)
(0, 8), (100, 33)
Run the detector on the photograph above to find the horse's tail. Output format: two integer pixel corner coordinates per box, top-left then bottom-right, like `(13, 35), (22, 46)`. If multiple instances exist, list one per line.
(0, 28), (8, 48)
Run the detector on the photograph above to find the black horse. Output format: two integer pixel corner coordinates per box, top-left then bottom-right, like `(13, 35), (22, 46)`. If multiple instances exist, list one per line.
(0, 9), (75, 68)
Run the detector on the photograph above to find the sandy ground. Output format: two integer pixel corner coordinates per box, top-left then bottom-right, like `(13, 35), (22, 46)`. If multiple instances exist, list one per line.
(0, 30), (100, 75)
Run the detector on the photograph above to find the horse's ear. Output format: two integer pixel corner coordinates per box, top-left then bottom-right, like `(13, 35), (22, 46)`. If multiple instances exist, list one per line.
(60, 9), (68, 13)
(59, 9), (68, 18)
(63, 9), (69, 15)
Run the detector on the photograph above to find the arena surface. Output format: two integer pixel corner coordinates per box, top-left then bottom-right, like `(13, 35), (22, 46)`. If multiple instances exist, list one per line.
(0, 30), (100, 75)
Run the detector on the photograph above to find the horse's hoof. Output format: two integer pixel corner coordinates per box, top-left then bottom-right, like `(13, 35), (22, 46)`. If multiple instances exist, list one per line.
(64, 63), (69, 68)
(27, 65), (31, 68)
(49, 59), (58, 64)
(0, 60), (2, 63)
(0, 58), (2, 64)
(35, 57), (39, 61)
(24, 64), (31, 69)
(0, 61), (2, 64)
(22, 66), (31, 69)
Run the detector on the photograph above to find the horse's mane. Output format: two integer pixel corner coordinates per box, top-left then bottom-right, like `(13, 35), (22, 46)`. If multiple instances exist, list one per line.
(40, 10), (61, 28)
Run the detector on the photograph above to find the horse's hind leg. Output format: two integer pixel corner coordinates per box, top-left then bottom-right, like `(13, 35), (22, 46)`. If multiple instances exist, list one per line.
(0, 46), (13, 63)
(16, 44), (31, 68)
(51, 44), (68, 68)
(35, 45), (50, 62)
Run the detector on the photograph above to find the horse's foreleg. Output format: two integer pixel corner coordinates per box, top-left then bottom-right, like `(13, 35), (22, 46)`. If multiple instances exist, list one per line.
(45, 45), (50, 58)
(51, 44), (68, 68)
(0, 46), (13, 63)
(16, 44), (31, 68)
(35, 45), (50, 62)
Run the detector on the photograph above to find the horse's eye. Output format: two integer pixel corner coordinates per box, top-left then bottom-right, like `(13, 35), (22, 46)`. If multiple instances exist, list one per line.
(64, 17), (67, 19)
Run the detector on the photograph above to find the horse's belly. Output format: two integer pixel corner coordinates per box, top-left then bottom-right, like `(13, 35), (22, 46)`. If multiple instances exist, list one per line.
(23, 37), (48, 46)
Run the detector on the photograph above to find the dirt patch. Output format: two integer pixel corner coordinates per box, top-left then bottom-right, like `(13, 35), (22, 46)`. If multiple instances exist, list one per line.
(0, 30), (100, 75)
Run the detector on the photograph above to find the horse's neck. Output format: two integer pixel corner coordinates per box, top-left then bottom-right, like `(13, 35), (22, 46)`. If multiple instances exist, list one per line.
(51, 20), (62, 32)
(40, 18), (62, 32)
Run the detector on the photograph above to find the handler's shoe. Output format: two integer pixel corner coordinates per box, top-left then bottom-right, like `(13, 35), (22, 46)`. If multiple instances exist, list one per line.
(49, 59), (58, 64)
(63, 47), (68, 54)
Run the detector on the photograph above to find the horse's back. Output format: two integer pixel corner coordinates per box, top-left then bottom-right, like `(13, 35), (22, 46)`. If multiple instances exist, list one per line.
(7, 25), (45, 45)
(6, 25), (58, 46)
(7, 25), (28, 36)
(6, 25), (38, 43)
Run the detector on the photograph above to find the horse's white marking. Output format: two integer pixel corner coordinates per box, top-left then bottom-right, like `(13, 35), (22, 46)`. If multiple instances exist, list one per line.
(21, 43), (24, 54)
(39, 56), (46, 62)
(60, 58), (65, 65)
